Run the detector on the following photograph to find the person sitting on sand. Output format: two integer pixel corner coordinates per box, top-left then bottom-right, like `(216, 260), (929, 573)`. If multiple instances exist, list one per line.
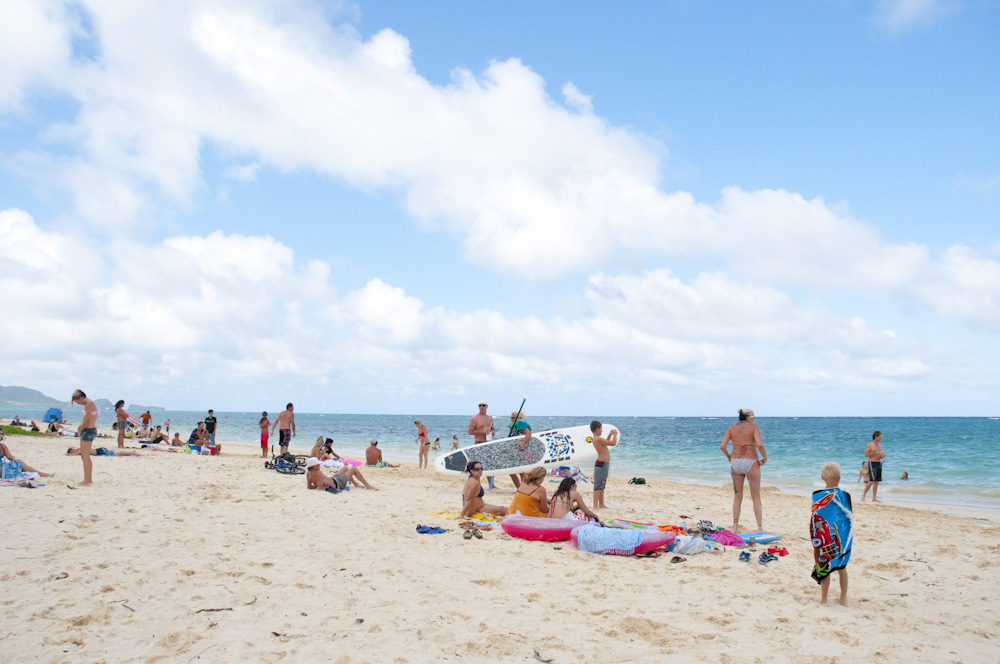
(187, 422), (208, 446)
(461, 460), (507, 517)
(1, 437), (55, 477)
(149, 426), (169, 445)
(365, 440), (399, 468)
(67, 446), (141, 457)
(548, 477), (602, 522)
(507, 467), (550, 517)
(46, 421), (65, 434)
(171, 432), (184, 446)
(311, 437), (342, 460)
(305, 458), (378, 491)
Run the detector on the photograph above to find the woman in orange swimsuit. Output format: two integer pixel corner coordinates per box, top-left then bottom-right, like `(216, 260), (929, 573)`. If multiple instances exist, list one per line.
(507, 467), (550, 517)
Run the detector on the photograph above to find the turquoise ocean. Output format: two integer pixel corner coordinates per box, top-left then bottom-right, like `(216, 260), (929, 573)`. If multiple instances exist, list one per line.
(5, 408), (998, 509)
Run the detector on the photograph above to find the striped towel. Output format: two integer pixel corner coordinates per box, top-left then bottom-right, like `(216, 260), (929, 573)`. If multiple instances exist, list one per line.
(576, 524), (644, 555)
(126, 412), (142, 428)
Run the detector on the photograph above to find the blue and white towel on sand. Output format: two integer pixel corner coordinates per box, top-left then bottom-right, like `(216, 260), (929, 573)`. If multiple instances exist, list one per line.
(576, 524), (644, 555)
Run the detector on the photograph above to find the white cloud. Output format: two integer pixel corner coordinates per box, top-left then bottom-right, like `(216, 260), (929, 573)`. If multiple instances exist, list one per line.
(224, 161), (260, 182)
(872, 0), (960, 34)
(3, 209), (960, 411)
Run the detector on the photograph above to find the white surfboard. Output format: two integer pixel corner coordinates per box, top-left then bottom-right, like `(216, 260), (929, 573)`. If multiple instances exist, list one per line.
(434, 424), (616, 477)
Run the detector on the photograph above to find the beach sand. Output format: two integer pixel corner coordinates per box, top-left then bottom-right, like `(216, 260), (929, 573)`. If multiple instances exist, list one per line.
(2, 429), (999, 663)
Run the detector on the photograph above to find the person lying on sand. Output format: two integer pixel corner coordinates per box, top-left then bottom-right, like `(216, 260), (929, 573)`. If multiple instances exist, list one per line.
(67, 446), (141, 457)
(1, 438), (55, 477)
(305, 458), (378, 491)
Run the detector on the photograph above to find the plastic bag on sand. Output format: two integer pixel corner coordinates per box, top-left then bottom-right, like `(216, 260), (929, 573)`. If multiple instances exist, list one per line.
(671, 536), (707, 555)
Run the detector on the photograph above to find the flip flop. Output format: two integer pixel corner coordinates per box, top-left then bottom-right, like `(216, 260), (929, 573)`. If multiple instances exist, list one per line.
(767, 546), (789, 557)
(635, 551), (661, 558)
(670, 556), (686, 564)
(738, 551), (751, 562)
(463, 530), (473, 540)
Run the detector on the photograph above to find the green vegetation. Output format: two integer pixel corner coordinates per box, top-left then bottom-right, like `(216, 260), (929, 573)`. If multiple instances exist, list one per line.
(1, 425), (54, 438)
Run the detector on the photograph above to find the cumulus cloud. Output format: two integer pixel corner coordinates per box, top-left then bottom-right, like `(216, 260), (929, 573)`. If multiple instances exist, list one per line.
(3, 209), (959, 411)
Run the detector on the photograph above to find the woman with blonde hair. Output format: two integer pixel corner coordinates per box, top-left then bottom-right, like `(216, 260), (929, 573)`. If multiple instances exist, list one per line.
(414, 419), (430, 469)
(507, 466), (550, 517)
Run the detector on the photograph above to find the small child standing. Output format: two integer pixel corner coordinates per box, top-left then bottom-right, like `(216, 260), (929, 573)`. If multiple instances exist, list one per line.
(811, 462), (853, 606)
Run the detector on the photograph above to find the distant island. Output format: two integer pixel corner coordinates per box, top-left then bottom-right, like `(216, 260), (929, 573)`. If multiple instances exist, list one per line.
(0, 385), (66, 409)
(0, 385), (163, 412)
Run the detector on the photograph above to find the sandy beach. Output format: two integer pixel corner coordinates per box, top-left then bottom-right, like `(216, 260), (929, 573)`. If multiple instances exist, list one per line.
(3, 428), (999, 663)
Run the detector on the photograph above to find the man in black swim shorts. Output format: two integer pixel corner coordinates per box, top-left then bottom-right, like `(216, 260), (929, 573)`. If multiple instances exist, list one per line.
(862, 431), (886, 502)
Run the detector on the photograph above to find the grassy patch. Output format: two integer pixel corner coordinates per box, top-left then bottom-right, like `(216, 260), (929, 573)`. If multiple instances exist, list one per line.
(1, 425), (54, 438)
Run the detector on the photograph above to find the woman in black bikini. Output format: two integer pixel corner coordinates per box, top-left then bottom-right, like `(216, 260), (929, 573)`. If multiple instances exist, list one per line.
(460, 460), (507, 517)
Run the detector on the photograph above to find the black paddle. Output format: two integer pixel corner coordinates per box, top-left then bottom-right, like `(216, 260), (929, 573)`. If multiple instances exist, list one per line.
(508, 398), (526, 437)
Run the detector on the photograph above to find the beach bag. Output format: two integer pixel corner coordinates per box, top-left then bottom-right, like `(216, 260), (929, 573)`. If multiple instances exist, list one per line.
(628, 477), (646, 485)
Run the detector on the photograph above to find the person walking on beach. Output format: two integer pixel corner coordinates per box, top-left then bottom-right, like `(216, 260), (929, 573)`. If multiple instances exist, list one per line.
(862, 431), (886, 502)
(721, 408), (768, 533)
(259, 412), (270, 458)
(414, 419), (430, 468)
(271, 403), (295, 455)
(114, 400), (127, 449)
(205, 409), (218, 445)
(591, 420), (619, 511)
(71, 390), (99, 486)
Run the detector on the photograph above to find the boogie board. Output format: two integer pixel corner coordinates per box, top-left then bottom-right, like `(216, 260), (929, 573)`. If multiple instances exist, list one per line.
(740, 531), (781, 544)
(434, 424), (613, 478)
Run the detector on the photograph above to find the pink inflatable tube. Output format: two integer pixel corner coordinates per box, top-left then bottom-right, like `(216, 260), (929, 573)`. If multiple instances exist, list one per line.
(341, 458), (362, 466)
(570, 526), (676, 555)
(501, 515), (577, 542)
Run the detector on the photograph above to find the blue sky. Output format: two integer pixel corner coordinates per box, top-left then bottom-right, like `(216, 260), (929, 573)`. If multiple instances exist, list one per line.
(1, 0), (998, 416)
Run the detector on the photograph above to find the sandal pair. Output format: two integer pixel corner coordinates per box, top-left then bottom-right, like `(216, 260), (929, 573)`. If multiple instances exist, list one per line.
(759, 552), (778, 565)
(738, 551), (751, 562)
(463, 528), (483, 540)
(767, 546), (789, 557)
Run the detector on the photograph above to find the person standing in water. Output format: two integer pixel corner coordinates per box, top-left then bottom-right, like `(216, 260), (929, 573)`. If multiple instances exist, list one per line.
(71, 389), (99, 486)
(721, 408), (768, 533)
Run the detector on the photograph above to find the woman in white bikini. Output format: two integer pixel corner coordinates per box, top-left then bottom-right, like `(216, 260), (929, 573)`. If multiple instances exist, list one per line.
(721, 408), (768, 533)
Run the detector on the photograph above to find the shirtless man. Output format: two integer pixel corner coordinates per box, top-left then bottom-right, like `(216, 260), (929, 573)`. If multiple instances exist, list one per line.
(67, 446), (141, 457)
(149, 425), (169, 445)
(591, 420), (619, 510)
(365, 440), (399, 468)
(305, 458), (378, 491)
(721, 408), (768, 532)
(862, 431), (887, 502)
(71, 389), (100, 486)
(271, 403), (295, 455)
(468, 401), (495, 444)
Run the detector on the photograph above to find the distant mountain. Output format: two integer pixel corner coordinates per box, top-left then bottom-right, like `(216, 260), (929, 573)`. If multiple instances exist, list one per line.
(0, 385), (66, 408)
(129, 404), (165, 412)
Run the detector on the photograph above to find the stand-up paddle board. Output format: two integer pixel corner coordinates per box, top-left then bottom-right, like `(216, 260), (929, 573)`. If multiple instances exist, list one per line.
(434, 425), (616, 477)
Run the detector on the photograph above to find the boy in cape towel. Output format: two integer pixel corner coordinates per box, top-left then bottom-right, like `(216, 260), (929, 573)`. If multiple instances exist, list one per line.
(811, 462), (853, 606)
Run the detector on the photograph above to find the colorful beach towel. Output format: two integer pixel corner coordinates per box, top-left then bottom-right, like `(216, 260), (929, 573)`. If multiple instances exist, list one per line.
(810, 487), (853, 584)
(575, 524), (644, 555)
(708, 529), (744, 546)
